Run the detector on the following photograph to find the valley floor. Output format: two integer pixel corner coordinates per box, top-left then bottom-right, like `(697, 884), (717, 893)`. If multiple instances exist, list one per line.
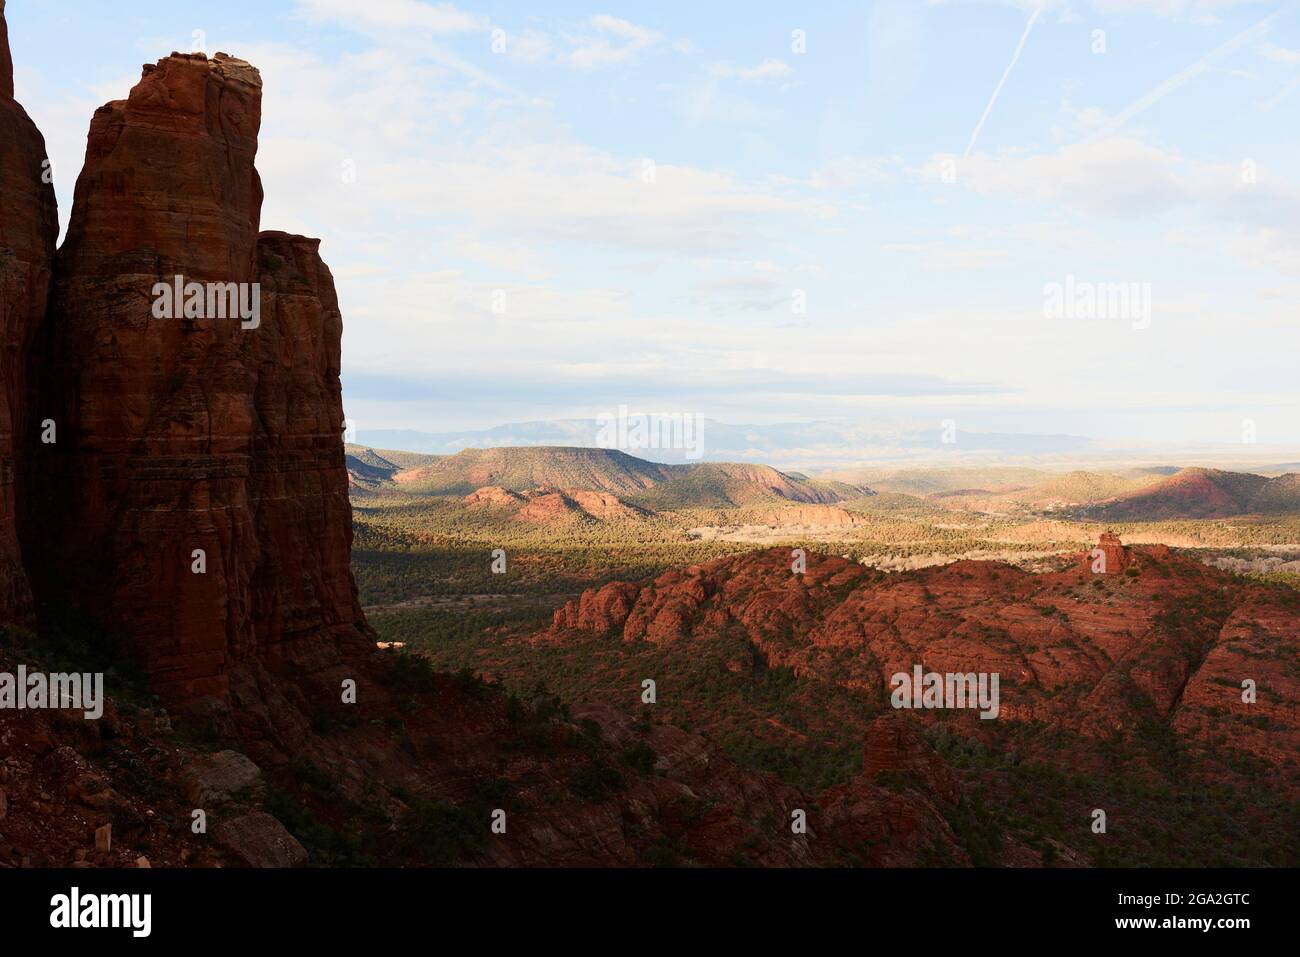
(354, 493), (1300, 867)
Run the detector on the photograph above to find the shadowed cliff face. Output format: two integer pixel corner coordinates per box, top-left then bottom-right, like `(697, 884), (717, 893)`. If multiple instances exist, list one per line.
(247, 232), (369, 671)
(20, 51), (365, 703)
(0, 0), (58, 626)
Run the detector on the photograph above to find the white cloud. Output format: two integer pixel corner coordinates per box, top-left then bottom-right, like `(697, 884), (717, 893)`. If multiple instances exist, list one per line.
(1089, 0), (1269, 17)
(946, 222), (1090, 248)
(673, 77), (783, 128)
(808, 157), (901, 190)
(1261, 75), (1300, 109)
(914, 135), (1300, 282)
(590, 14), (660, 45)
(1260, 41), (1300, 66)
(443, 233), (554, 281)
(884, 243), (1011, 271)
(499, 29), (554, 65)
(561, 15), (663, 71)
(706, 58), (793, 82)
(1169, 226), (1300, 276)
(918, 138), (1191, 217)
(295, 0), (486, 34)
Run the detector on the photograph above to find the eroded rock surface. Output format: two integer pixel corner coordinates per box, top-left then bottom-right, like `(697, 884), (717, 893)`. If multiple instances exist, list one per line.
(0, 0), (58, 625)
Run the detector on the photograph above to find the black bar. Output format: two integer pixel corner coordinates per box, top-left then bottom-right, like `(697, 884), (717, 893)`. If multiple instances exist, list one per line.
(0, 867), (1286, 943)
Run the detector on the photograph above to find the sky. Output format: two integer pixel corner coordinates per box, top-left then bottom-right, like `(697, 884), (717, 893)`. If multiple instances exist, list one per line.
(9, 0), (1300, 449)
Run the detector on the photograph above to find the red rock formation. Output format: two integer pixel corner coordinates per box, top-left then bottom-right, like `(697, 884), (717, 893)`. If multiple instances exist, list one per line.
(566, 489), (641, 521)
(22, 52), (365, 703)
(543, 545), (1300, 779)
(464, 485), (641, 523)
(0, 0), (58, 626)
(752, 504), (865, 527)
(246, 232), (369, 674)
(463, 485), (524, 507)
(547, 581), (641, 635)
(514, 490), (583, 524)
(1083, 531), (1130, 575)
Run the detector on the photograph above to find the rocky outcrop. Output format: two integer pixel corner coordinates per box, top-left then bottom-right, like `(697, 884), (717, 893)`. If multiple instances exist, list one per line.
(543, 545), (1300, 779)
(0, 0), (58, 626)
(523, 544), (1300, 864)
(514, 490), (584, 524)
(547, 581), (641, 635)
(20, 51), (366, 704)
(463, 485), (524, 508)
(464, 485), (643, 523)
(1083, 531), (1130, 575)
(565, 489), (642, 521)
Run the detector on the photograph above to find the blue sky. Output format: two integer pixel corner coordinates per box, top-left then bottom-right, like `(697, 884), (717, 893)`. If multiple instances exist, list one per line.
(9, 0), (1300, 448)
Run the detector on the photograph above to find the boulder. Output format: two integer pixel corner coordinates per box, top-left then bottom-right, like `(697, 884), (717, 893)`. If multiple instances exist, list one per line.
(214, 812), (308, 868)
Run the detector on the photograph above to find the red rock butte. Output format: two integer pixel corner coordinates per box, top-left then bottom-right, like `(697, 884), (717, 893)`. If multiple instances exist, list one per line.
(3, 38), (370, 707)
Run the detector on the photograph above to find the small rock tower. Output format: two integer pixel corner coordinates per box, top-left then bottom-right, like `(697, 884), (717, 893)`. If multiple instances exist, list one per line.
(1089, 531), (1130, 575)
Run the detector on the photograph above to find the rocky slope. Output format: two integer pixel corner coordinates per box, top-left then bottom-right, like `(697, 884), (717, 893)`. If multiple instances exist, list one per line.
(1086, 467), (1293, 520)
(532, 537), (1300, 864)
(395, 446), (676, 495)
(542, 538), (1300, 765)
(0, 0), (58, 626)
(462, 485), (646, 523)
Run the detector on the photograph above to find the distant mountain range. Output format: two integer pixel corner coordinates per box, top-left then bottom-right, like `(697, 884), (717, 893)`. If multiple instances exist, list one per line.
(829, 464), (1300, 521)
(345, 445), (872, 509)
(352, 418), (1095, 468)
(354, 418), (1300, 474)
(346, 444), (1300, 524)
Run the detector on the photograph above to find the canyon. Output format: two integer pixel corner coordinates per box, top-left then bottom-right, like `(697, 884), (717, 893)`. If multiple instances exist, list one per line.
(2, 4), (1294, 870)
(0, 10), (976, 869)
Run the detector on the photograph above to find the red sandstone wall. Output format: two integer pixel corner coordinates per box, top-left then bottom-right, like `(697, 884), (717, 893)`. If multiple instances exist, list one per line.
(0, 0), (58, 627)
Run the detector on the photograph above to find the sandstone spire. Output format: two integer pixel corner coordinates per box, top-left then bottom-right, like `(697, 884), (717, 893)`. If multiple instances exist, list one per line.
(22, 50), (366, 703)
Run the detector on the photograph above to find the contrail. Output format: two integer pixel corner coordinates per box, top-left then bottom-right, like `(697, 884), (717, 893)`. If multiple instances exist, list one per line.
(1262, 74), (1300, 110)
(1088, 5), (1288, 140)
(965, 7), (1041, 159)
